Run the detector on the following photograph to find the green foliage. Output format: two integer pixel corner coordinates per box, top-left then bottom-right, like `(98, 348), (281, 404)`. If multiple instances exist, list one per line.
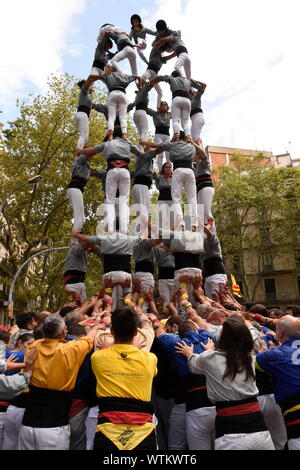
(0, 72), (139, 313)
(213, 153), (300, 300)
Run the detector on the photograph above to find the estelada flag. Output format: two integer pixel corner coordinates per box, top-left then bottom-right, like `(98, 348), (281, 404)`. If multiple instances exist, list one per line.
(231, 274), (241, 297)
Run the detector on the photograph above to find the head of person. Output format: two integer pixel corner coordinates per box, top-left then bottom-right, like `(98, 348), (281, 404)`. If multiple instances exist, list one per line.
(158, 100), (169, 113)
(166, 316), (183, 334)
(276, 315), (300, 343)
(284, 305), (300, 318)
(206, 310), (227, 326)
(268, 308), (283, 319)
(77, 79), (93, 93)
(15, 332), (34, 350)
(156, 19), (168, 34)
(64, 310), (87, 329)
(178, 131), (185, 141)
(161, 161), (172, 177)
(41, 314), (66, 339)
(137, 77), (146, 90)
(38, 311), (51, 324)
(130, 14), (142, 27)
(178, 320), (198, 339)
(113, 126), (123, 139)
(16, 312), (38, 331)
(171, 70), (181, 78)
(58, 304), (77, 318)
(104, 38), (113, 51)
(33, 324), (44, 340)
(0, 330), (10, 345)
(217, 317), (255, 381)
(67, 323), (86, 339)
(110, 307), (139, 343)
(249, 303), (269, 317)
(101, 23), (114, 28)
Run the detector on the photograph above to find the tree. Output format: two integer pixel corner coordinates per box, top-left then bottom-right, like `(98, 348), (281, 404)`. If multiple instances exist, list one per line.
(212, 153), (300, 301)
(0, 72), (139, 315)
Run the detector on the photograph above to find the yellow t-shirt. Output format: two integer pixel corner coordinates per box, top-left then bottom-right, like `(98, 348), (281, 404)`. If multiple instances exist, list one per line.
(27, 337), (93, 391)
(91, 344), (157, 401)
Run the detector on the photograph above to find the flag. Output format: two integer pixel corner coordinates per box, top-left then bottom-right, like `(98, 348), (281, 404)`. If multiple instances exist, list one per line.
(231, 274), (241, 297)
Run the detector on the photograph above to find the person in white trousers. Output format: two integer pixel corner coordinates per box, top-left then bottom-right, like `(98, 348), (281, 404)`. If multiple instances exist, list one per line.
(130, 79), (153, 141)
(146, 101), (171, 171)
(153, 163), (173, 230)
(75, 80), (94, 153)
(101, 25), (140, 77)
(129, 14), (156, 65)
(189, 82), (206, 144)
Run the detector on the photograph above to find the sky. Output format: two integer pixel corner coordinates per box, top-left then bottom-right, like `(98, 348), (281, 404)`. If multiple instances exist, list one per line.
(1, 0), (300, 159)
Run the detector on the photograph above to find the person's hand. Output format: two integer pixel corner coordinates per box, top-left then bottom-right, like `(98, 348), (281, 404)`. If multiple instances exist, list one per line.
(23, 350), (37, 376)
(133, 276), (142, 293)
(134, 44), (142, 48)
(5, 354), (21, 372)
(175, 340), (194, 358)
(200, 338), (215, 351)
(192, 274), (203, 289)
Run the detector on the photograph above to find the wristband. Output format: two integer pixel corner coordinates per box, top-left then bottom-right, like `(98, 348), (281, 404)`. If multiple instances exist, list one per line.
(138, 297), (145, 305)
(124, 298), (132, 305)
(181, 293), (189, 300)
(104, 288), (112, 294)
(254, 314), (263, 320)
(152, 319), (160, 325)
(145, 296), (153, 302)
(184, 302), (192, 309)
(105, 299), (113, 305)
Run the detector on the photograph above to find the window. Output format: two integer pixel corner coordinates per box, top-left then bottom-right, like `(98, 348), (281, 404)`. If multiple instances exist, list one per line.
(264, 278), (276, 301)
(233, 255), (241, 272)
(295, 251), (300, 269)
(260, 228), (272, 246)
(262, 253), (273, 272)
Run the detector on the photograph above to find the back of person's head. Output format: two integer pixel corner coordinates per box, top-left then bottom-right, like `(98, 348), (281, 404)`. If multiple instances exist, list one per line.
(113, 126), (123, 138)
(179, 130), (185, 140)
(285, 305), (300, 317)
(171, 70), (181, 78)
(0, 330), (10, 345)
(16, 312), (38, 330)
(243, 302), (255, 311)
(268, 308), (283, 319)
(67, 323), (86, 338)
(38, 311), (51, 323)
(217, 317), (255, 381)
(77, 79), (86, 89)
(178, 320), (197, 339)
(41, 314), (65, 339)
(59, 305), (76, 318)
(64, 310), (84, 328)
(101, 23), (113, 28)
(166, 316), (183, 332)
(278, 315), (300, 339)
(249, 304), (269, 317)
(33, 324), (44, 340)
(16, 332), (33, 346)
(111, 307), (139, 342)
(156, 19), (167, 31)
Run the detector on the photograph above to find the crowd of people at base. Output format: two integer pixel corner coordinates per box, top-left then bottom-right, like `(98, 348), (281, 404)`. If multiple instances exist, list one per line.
(1, 14), (300, 452)
(0, 298), (300, 451)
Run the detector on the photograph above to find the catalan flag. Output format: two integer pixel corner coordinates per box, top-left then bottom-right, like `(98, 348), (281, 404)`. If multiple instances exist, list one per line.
(231, 274), (241, 297)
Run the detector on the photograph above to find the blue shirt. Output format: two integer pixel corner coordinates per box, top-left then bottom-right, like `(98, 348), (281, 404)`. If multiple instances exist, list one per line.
(157, 329), (214, 376)
(5, 349), (25, 376)
(256, 337), (300, 403)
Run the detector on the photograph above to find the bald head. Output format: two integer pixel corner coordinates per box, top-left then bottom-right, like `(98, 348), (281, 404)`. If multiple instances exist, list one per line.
(276, 315), (300, 342)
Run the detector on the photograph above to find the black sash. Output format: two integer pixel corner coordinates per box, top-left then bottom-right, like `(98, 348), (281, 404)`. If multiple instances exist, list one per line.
(77, 105), (91, 117)
(172, 90), (189, 99)
(155, 125), (170, 136)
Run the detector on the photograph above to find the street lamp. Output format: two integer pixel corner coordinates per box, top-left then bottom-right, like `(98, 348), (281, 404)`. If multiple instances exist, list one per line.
(7, 246), (69, 320)
(0, 175), (42, 212)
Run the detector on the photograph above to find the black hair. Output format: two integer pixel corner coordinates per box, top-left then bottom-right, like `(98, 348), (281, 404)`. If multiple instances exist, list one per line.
(113, 126), (123, 138)
(111, 307), (139, 342)
(77, 79), (87, 89)
(285, 305), (300, 317)
(68, 323), (86, 337)
(171, 70), (181, 78)
(0, 330), (10, 345)
(33, 324), (44, 340)
(156, 19), (167, 31)
(249, 304), (269, 317)
(131, 14), (142, 25)
(101, 23), (113, 28)
(59, 305), (76, 318)
(166, 316), (183, 328)
(217, 317), (255, 382)
(161, 161), (172, 175)
(16, 312), (37, 330)
(16, 332), (33, 345)
(179, 131), (185, 140)
(178, 320), (196, 339)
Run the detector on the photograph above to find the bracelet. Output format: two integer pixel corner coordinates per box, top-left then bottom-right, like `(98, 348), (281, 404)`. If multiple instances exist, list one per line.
(179, 282), (187, 288)
(104, 288), (112, 294)
(152, 319), (161, 324)
(105, 299), (113, 305)
(184, 302), (192, 309)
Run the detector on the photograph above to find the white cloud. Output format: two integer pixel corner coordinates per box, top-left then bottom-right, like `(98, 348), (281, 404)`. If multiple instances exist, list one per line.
(0, 0), (86, 113)
(139, 0), (300, 158)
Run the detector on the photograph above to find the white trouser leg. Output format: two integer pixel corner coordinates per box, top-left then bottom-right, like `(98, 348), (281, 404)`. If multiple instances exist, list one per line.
(105, 168), (130, 232)
(186, 406), (216, 450)
(174, 268), (202, 289)
(103, 271), (132, 309)
(215, 430), (275, 450)
(118, 169), (130, 233)
(112, 46), (138, 76)
(257, 394), (287, 450)
(142, 69), (162, 107)
(133, 109), (149, 140)
(134, 272), (154, 312)
(137, 39), (148, 65)
(204, 274), (228, 300)
(168, 403), (187, 450)
(175, 52), (191, 79)
(18, 424), (71, 450)
(132, 184), (150, 233)
(67, 188), (85, 232)
(191, 112), (205, 141)
(197, 186), (214, 225)
(183, 168), (197, 227)
(3, 405), (25, 450)
(85, 406), (98, 451)
(171, 96), (191, 136)
(75, 112), (89, 149)
(171, 168), (185, 229)
(154, 134), (171, 171)
(158, 279), (175, 307)
(288, 438), (300, 450)
(107, 90), (128, 133)
(158, 200), (173, 231)
(69, 406), (89, 450)
(0, 412), (5, 450)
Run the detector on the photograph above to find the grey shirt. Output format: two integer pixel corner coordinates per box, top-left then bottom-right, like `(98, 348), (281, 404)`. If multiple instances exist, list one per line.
(202, 234), (222, 262)
(153, 246), (175, 269)
(70, 155), (91, 183)
(158, 141), (196, 164)
(146, 109), (171, 129)
(108, 31), (135, 51)
(194, 154), (212, 178)
(99, 72), (136, 92)
(157, 76), (200, 95)
(188, 350), (258, 403)
(94, 138), (141, 162)
(132, 84), (153, 108)
(129, 26), (156, 43)
(134, 150), (156, 179)
(191, 88), (204, 113)
(64, 244), (87, 274)
(89, 233), (139, 255)
(0, 372), (31, 401)
(133, 239), (154, 264)
(153, 174), (172, 192)
(77, 85), (93, 110)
